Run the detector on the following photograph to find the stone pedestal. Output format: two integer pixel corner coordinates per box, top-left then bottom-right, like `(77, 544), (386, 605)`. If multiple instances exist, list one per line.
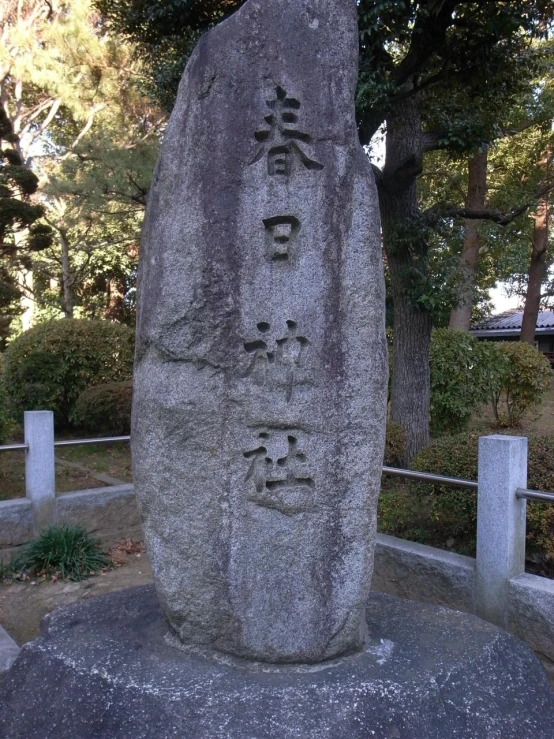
(1, 586), (553, 739)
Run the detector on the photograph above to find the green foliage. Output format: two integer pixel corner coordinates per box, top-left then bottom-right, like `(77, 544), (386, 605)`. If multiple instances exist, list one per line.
(1, 0), (162, 330)
(429, 329), (504, 435)
(9, 524), (109, 581)
(71, 380), (132, 435)
(491, 342), (552, 426)
(384, 421), (406, 467)
(402, 432), (554, 559)
(0, 354), (12, 444)
(3, 319), (135, 428)
(95, 0), (244, 111)
(0, 107), (54, 340)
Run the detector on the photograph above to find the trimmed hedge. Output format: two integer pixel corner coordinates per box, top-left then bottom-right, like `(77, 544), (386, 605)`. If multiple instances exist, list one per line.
(404, 431), (554, 559)
(71, 381), (132, 435)
(4, 319), (134, 428)
(384, 421), (406, 467)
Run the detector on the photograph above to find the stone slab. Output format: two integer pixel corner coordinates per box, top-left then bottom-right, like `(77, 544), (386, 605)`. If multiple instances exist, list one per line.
(0, 499), (33, 551)
(1, 585), (553, 738)
(372, 533), (475, 612)
(509, 572), (554, 659)
(132, 0), (387, 663)
(57, 484), (142, 547)
(0, 626), (20, 674)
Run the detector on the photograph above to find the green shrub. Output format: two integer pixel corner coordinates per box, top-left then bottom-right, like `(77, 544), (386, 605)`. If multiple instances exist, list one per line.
(429, 328), (503, 436)
(384, 421), (406, 467)
(71, 380), (132, 435)
(3, 319), (135, 428)
(0, 354), (12, 443)
(491, 342), (552, 427)
(10, 524), (110, 581)
(404, 431), (554, 559)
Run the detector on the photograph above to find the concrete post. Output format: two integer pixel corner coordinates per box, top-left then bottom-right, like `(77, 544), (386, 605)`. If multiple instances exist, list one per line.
(25, 411), (56, 532)
(475, 435), (527, 629)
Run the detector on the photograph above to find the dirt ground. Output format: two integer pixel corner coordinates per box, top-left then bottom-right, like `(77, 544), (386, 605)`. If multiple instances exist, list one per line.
(0, 548), (153, 646)
(1, 547), (553, 690)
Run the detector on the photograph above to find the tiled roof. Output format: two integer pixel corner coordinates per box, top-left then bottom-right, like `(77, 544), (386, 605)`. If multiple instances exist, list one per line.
(470, 310), (554, 335)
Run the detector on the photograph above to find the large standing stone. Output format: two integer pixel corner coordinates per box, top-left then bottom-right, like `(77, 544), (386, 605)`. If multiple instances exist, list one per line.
(132, 0), (387, 663)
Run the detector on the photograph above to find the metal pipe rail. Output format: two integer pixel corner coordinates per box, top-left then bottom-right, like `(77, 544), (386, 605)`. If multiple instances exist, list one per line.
(382, 466), (478, 490)
(0, 437), (130, 452)
(54, 436), (130, 448)
(0, 435), (552, 503)
(516, 487), (554, 503)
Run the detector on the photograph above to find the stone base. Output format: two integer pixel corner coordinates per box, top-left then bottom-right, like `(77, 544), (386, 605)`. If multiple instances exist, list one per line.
(1, 586), (553, 738)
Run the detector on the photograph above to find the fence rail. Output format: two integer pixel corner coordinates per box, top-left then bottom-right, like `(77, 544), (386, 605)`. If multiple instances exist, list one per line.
(0, 413), (551, 633)
(381, 465), (479, 490)
(2, 428), (553, 502)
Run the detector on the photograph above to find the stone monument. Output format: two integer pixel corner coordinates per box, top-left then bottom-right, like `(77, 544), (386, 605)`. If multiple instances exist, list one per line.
(1, 0), (554, 736)
(131, 0), (387, 665)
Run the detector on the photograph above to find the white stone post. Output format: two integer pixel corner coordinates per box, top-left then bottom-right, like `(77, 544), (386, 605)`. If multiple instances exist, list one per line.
(25, 411), (56, 532)
(475, 435), (527, 629)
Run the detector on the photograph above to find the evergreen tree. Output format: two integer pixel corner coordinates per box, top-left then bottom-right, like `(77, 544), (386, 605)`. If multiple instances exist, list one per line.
(94, 0), (554, 461)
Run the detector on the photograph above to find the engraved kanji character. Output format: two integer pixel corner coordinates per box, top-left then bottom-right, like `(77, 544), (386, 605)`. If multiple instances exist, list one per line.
(251, 86), (323, 175)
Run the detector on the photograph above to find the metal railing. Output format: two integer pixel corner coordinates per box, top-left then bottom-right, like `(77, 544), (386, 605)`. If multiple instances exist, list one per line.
(0, 412), (551, 632)
(0, 435), (130, 452)
(382, 465), (554, 503)
(382, 465), (478, 490)
(2, 431), (553, 503)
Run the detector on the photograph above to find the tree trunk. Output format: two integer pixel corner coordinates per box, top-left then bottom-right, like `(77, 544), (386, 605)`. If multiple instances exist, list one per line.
(59, 229), (74, 318)
(520, 198), (548, 345)
(449, 150), (488, 330)
(19, 269), (34, 332)
(380, 87), (431, 464)
(106, 278), (125, 321)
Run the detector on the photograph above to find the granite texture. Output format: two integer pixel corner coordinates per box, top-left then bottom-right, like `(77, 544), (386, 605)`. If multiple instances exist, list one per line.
(0, 626), (19, 674)
(372, 533), (475, 613)
(132, 0), (387, 662)
(1, 586), (553, 739)
(475, 436), (527, 628)
(509, 573), (554, 658)
(24, 411), (55, 532)
(57, 484), (142, 547)
(0, 499), (33, 551)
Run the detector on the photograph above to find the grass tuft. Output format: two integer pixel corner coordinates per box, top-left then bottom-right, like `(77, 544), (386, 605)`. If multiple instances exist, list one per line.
(8, 524), (110, 581)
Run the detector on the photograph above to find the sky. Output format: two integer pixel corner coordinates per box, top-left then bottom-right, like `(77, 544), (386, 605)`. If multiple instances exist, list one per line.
(489, 283), (522, 314)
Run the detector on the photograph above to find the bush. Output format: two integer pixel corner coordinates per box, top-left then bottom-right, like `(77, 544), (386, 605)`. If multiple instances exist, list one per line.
(384, 421), (406, 467)
(9, 524), (110, 581)
(3, 319), (135, 428)
(404, 431), (554, 559)
(429, 328), (503, 436)
(0, 354), (12, 443)
(491, 342), (552, 427)
(71, 380), (132, 435)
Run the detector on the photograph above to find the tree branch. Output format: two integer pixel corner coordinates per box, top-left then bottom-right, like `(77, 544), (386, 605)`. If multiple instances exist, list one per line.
(424, 182), (554, 226)
(62, 103), (107, 157)
(24, 97), (61, 156)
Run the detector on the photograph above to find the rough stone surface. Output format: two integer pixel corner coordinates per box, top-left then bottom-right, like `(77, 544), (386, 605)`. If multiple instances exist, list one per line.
(475, 435), (527, 628)
(1, 586), (553, 738)
(24, 410), (55, 532)
(132, 0), (387, 662)
(0, 626), (20, 674)
(57, 484), (142, 547)
(372, 533), (475, 612)
(0, 499), (33, 551)
(509, 573), (554, 658)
